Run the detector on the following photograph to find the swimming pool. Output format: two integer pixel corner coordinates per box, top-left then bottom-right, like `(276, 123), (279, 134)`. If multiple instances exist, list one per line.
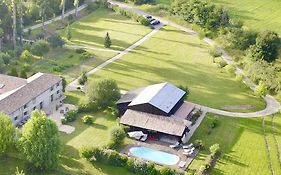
(129, 147), (179, 165)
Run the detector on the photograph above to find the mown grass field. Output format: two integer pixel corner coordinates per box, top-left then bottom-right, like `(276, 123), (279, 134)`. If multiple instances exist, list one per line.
(33, 49), (116, 82)
(90, 25), (265, 111)
(187, 114), (273, 175)
(212, 0), (281, 35)
(30, 7), (152, 82)
(61, 8), (152, 51)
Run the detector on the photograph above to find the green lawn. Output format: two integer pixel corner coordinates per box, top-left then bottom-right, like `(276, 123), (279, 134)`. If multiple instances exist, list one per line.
(187, 114), (272, 175)
(33, 49), (116, 82)
(61, 8), (152, 51)
(212, 0), (281, 35)
(90, 25), (265, 111)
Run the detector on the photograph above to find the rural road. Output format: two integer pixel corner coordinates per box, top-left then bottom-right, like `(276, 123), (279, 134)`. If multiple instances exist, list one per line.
(25, 1), (280, 117)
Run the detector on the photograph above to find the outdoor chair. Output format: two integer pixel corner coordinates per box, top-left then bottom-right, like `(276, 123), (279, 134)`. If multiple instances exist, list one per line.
(183, 143), (193, 149)
(169, 142), (181, 148)
(140, 134), (148, 142)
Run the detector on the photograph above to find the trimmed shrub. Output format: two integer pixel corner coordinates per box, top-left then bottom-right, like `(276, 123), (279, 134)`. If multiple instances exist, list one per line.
(75, 48), (87, 54)
(78, 72), (88, 85)
(79, 147), (94, 160)
(82, 115), (93, 125)
(108, 127), (126, 149)
(194, 139), (204, 150)
(210, 143), (220, 157)
(255, 81), (268, 96)
(225, 64), (236, 75)
(31, 40), (50, 56)
(63, 109), (78, 123)
(47, 34), (65, 48)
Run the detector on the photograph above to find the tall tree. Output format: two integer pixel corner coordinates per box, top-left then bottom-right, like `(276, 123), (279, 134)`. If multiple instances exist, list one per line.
(3, 0), (17, 49)
(60, 0), (66, 21)
(0, 113), (15, 156)
(19, 110), (61, 170)
(37, 0), (49, 30)
(74, 0), (79, 17)
(0, 27), (3, 51)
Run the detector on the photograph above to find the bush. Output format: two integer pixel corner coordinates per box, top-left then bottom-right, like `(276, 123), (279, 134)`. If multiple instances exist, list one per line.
(108, 127), (126, 149)
(31, 40), (50, 56)
(210, 143), (220, 157)
(235, 74), (244, 82)
(75, 48), (86, 54)
(225, 64), (236, 75)
(82, 115), (94, 125)
(20, 50), (33, 62)
(209, 45), (222, 58)
(47, 34), (65, 48)
(214, 57), (227, 68)
(247, 30), (280, 62)
(138, 16), (150, 26)
(36, 32), (45, 39)
(0, 52), (11, 65)
(79, 51), (92, 60)
(80, 147), (94, 160)
(63, 109), (78, 123)
(194, 139), (204, 150)
(159, 166), (183, 175)
(255, 81), (268, 96)
(78, 102), (98, 113)
(78, 72), (88, 85)
(209, 117), (219, 129)
(86, 79), (121, 109)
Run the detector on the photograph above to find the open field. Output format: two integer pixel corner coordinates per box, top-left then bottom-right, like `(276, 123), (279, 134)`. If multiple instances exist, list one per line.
(187, 114), (272, 175)
(33, 49), (116, 82)
(30, 7), (152, 82)
(90, 25), (265, 111)
(60, 8), (152, 51)
(212, 0), (281, 35)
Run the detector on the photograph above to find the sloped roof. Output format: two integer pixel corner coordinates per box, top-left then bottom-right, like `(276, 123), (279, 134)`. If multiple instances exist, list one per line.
(117, 87), (145, 104)
(0, 74), (27, 95)
(0, 73), (61, 115)
(128, 82), (185, 114)
(120, 109), (192, 136)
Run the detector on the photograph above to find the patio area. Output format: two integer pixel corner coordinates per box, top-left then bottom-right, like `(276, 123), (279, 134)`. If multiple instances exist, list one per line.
(45, 97), (76, 134)
(121, 139), (198, 170)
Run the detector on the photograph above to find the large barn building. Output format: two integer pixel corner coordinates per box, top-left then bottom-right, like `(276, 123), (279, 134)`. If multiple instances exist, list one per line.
(117, 82), (196, 143)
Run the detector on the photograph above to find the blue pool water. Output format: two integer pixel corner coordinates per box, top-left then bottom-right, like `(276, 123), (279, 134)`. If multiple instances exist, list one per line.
(129, 147), (179, 165)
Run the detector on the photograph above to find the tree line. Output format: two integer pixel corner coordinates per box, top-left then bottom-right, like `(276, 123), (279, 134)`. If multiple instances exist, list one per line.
(0, 0), (84, 51)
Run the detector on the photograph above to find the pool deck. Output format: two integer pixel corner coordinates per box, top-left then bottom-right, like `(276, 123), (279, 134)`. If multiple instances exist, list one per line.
(121, 140), (198, 170)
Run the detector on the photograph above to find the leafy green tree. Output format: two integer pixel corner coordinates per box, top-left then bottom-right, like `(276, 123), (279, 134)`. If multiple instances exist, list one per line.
(8, 67), (18, 77)
(210, 143), (220, 157)
(78, 72), (88, 85)
(255, 81), (268, 96)
(19, 69), (27, 78)
(0, 113), (15, 156)
(0, 57), (5, 73)
(104, 32), (112, 48)
(19, 110), (61, 170)
(66, 25), (72, 40)
(47, 34), (65, 48)
(31, 40), (50, 56)
(0, 52), (11, 65)
(20, 50), (33, 62)
(0, 27), (3, 51)
(109, 127), (125, 148)
(86, 79), (121, 109)
(247, 31), (280, 62)
(60, 76), (67, 92)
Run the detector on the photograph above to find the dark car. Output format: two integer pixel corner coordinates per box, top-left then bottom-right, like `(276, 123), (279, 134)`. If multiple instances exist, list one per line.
(143, 15), (152, 19)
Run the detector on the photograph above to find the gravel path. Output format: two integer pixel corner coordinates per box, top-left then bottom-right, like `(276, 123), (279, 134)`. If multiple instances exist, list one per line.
(66, 25), (163, 91)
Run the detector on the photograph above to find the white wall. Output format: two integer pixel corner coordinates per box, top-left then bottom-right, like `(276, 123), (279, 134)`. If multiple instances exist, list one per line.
(10, 80), (63, 125)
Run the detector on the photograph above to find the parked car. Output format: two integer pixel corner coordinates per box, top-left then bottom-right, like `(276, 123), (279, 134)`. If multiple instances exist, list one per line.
(143, 15), (152, 19)
(150, 19), (160, 25)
